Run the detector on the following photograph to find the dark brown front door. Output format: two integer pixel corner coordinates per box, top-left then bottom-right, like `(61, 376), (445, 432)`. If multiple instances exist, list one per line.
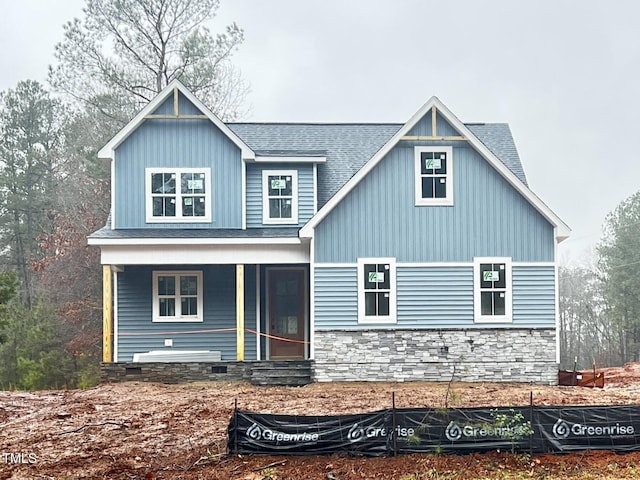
(268, 269), (306, 359)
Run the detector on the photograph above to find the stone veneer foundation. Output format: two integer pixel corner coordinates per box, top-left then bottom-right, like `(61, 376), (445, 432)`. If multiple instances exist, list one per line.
(313, 328), (558, 384)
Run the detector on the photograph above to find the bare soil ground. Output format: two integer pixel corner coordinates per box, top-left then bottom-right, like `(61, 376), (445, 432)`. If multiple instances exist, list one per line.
(2, 364), (640, 479)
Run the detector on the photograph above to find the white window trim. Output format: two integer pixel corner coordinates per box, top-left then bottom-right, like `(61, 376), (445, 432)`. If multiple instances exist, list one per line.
(414, 146), (454, 206)
(145, 167), (212, 223)
(262, 169), (299, 225)
(152, 270), (204, 322)
(357, 257), (397, 324)
(473, 257), (513, 323)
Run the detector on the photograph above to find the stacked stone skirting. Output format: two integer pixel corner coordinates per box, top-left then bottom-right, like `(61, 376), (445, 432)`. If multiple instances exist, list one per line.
(100, 360), (313, 385)
(101, 361), (254, 383)
(313, 328), (558, 384)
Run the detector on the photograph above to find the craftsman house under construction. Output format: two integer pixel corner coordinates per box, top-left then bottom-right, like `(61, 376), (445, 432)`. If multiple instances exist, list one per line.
(89, 80), (570, 385)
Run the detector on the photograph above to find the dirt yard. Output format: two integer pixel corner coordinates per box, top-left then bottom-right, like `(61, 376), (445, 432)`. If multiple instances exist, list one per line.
(2, 363), (640, 479)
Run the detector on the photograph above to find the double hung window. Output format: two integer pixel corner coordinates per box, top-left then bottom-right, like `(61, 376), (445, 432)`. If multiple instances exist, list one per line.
(473, 258), (512, 323)
(152, 271), (203, 322)
(414, 146), (453, 205)
(262, 170), (298, 224)
(357, 258), (397, 323)
(146, 168), (211, 222)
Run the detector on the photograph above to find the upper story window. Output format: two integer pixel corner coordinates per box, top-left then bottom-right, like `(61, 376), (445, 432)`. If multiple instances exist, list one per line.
(152, 271), (203, 322)
(262, 170), (298, 224)
(357, 258), (397, 324)
(145, 168), (211, 223)
(414, 146), (453, 206)
(473, 257), (512, 323)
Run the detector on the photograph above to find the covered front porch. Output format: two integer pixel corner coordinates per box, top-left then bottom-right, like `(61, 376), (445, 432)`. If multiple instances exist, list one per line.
(101, 263), (311, 364)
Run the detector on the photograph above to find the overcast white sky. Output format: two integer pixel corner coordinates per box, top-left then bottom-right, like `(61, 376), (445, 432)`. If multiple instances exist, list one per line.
(2, 0), (639, 264)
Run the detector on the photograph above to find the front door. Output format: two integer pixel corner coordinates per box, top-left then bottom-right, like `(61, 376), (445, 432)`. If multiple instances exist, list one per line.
(267, 268), (306, 359)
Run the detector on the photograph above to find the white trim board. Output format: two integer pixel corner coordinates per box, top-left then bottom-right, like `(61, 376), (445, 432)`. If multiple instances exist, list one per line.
(98, 243), (310, 265)
(314, 261), (555, 268)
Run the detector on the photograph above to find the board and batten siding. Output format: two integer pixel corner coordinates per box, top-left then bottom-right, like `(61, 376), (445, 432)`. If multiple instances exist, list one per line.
(246, 163), (315, 227)
(314, 143), (554, 263)
(114, 118), (243, 229)
(313, 264), (555, 330)
(115, 265), (256, 362)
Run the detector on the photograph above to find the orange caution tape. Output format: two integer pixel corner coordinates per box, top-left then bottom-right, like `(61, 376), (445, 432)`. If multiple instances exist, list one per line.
(118, 326), (310, 344)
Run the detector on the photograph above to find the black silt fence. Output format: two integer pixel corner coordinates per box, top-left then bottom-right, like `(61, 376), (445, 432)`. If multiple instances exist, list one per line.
(228, 403), (640, 456)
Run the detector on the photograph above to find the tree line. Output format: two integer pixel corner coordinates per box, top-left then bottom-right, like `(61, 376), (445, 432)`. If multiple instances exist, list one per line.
(0, 0), (246, 389)
(559, 192), (640, 370)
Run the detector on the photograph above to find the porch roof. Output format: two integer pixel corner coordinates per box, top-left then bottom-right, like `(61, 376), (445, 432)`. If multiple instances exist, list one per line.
(89, 223), (300, 240)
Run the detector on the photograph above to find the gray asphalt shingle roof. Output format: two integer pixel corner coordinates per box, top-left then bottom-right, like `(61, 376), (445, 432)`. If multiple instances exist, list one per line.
(229, 123), (403, 207)
(89, 225), (301, 239)
(229, 121), (527, 208)
(466, 123), (526, 186)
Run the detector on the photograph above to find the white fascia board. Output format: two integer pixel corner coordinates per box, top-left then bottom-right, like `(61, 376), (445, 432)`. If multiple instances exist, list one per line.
(241, 159), (247, 229)
(110, 158), (116, 229)
(300, 96), (571, 243)
(254, 156), (327, 163)
(97, 79), (255, 161)
(98, 243), (310, 265)
(432, 99), (571, 243)
(88, 236), (303, 246)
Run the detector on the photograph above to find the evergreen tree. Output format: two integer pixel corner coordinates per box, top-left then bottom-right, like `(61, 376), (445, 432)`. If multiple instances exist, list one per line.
(598, 191), (640, 362)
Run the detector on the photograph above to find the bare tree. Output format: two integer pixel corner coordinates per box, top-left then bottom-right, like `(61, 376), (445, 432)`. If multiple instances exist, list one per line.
(49, 0), (248, 124)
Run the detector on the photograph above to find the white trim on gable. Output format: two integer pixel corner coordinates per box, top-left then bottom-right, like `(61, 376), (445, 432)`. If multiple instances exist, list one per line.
(299, 97), (570, 243)
(97, 80), (255, 161)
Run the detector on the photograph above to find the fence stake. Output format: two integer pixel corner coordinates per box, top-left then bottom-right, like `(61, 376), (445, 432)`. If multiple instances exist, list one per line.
(392, 392), (397, 457)
(233, 398), (238, 454)
(529, 391), (534, 455)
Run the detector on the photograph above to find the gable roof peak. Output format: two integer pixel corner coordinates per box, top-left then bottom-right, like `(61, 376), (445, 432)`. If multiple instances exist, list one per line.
(298, 95), (570, 243)
(97, 80), (254, 161)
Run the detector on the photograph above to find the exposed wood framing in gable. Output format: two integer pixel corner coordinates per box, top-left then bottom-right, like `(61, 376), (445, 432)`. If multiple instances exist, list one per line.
(400, 106), (466, 141)
(144, 86), (208, 119)
(173, 87), (179, 116)
(401, 135), (466, 141)
(432, 105), (437, 136)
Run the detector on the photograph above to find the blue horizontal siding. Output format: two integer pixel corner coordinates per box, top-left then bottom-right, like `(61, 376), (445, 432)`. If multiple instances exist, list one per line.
(397, 266), (473, 327)
(314, 267), (358, 329)
(512, 265), (556, 326)
(314, 264), (556, 330)
(314, 143), (554, 263)
(116, 265), (256, 361)
(246, 163), (315, 227)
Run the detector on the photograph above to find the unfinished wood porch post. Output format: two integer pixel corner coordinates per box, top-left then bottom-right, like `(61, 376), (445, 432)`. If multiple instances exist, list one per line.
(236, 264), (245, 361)
(102, 265), (113, 362)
